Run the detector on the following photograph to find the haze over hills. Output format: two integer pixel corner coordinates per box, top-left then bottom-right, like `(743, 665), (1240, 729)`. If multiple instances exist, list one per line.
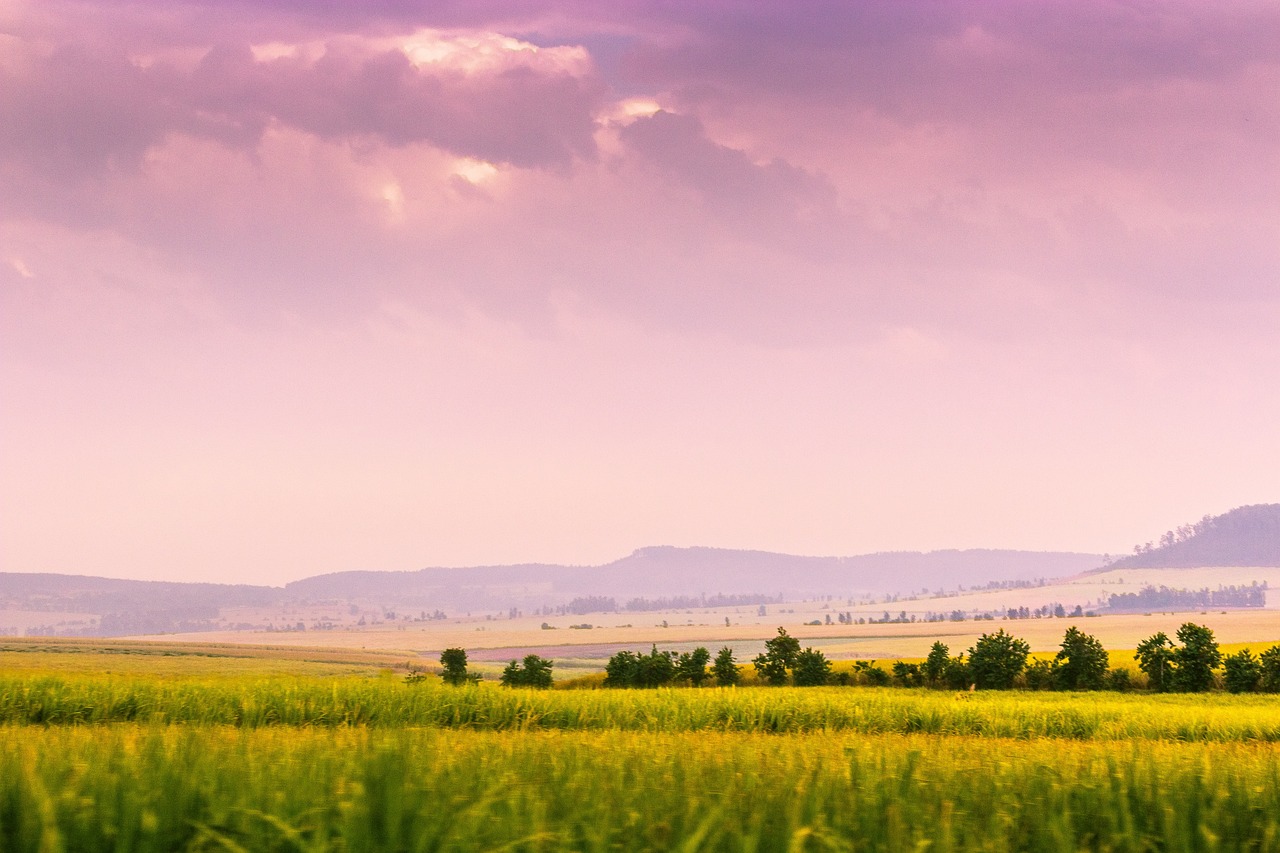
(3, 503), (1275, 637)
(3, 547), (1102, 637)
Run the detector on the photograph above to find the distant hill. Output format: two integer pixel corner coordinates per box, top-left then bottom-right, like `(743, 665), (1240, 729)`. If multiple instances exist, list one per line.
(3, 546), (1103, 636)
(1106, 504), (1280, 569)
(284, 547), (1105, 609)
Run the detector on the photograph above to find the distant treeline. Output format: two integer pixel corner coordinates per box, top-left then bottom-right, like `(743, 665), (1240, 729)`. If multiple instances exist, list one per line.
(1106, 583), (1268, 612)
(560, 593), (782, 615)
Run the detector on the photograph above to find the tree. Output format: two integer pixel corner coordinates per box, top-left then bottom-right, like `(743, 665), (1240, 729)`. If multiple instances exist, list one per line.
(676, 647), (711, 686)
(603, 650), (641, 687)
(500, 654), (554, 688)
(792, 647), (832, 686)
(1259, 646), (1280, 693)
(1053, 627), (1108, 691)
(852, 660), (889, 686)
(439, 647), (477, 686)
(712, 647), (740, 687)
(891, 661), (922, 687)
(1171, 622), (1221, 693)
(604, 646), (676, 688)
(967, 629), (1030, 689)
(1222, 649), (1261, 693)
(635, 645), (676, 687)
(1134, 632), (1174, 692)
(943, 655), (971, 690)
(753, 627), (800, 685)
(923, 641), (950, 687)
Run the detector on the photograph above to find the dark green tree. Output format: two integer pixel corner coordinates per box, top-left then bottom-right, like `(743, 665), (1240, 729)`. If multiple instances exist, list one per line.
(967, 629), (1030, 689)
(439, 647), (477, 686)
(1260, 646), (1280, 693)
(1134, 632), (1174, 692)
(1053, 627), (1109, 691)
(923, 641), (950, 687)
(753, 627), (801, 685)
(943, 655), (971, 690)
(1223, 648), (1261, 693)
(1171, 622), (1221, 693)
(712, 647), (740, 686)
(891, 661), (922, 687)
(675, 647), (711, 686)
(635, 645), (676, 687)
(1104, 668), (1131, 692)
(792, 647), (832, 686)
(853, 660), (889, 686)
(603, 650), (641, 687)
(500, 654), (554, 688)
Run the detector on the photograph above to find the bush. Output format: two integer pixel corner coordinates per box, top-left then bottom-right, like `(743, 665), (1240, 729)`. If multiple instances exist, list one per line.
(712, 647), (740, 687)
(968, 630), (1030, 690)
(500, 655), (554, 688)
(1223, 649), (1261, 694)
(753, 628), (800, 686)
(1103, 668), (1132, 692)
(1053, 627), (1108, 691)
(792, 648), (832, 687)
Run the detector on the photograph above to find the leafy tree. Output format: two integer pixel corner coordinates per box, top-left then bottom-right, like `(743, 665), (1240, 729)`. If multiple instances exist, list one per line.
(1171, 622), (1221, 693)
(439, 647), (477, 686)
(1134, 632), (1174, 692)
(712, 647), (740, 687)
(1103, 668), (1131, 692)
(967, 629), (1030, 689)
(675, 647), (711, 686)
(500, 654), (554, 688)
(853, 660), (889, 686)
(603, 650), (641, 687)
(923, 641), (950, 687)
(891, 661), (922, 687)
(944, 655), (971, 690)
(792, 647), (832, 686)
(606, 646), (677, 688)
(1053, 627), (1109, 691)
(753, 627), (801, 685)
(635, 645), (677, 687)
(1223, 649), (1261, 693)
(1260, 646), (1280, 693)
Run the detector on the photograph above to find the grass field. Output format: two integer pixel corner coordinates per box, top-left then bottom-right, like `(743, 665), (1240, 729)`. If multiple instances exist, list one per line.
(3, 642), (1279, 850)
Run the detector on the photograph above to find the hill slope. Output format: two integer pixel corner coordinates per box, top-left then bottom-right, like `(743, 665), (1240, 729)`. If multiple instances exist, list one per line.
(1107, 504), (1280, 569)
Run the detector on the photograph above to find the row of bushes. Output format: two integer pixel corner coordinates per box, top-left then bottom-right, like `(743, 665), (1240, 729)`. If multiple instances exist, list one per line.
(432, 623), (1280, 693)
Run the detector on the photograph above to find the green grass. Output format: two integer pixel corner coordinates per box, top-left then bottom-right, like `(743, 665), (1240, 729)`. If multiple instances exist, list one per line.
(2, 726), (1279, 852)
(2, 673), (1279, 741)
(3, 652), (1279, 851)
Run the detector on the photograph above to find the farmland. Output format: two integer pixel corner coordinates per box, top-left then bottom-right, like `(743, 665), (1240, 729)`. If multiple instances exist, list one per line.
(2, 639), (1280, 851)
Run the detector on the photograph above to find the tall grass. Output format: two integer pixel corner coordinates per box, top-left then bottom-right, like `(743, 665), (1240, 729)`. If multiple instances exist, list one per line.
(1, 726), (1278, 852)
(2, 674), (1279, 740)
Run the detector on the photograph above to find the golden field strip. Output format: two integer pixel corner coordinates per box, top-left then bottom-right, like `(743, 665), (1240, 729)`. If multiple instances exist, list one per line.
(2, 636), (1279, 851)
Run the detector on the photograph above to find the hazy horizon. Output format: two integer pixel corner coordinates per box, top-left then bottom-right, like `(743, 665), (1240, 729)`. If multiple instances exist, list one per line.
(3, 2), (1278, 585)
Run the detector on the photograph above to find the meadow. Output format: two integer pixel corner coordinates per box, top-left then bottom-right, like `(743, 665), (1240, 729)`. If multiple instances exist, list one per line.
(3, 644), (1280, 851)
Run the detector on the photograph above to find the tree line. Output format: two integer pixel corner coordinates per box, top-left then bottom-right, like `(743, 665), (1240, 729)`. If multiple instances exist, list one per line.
(424, 624), (1280, 693)
(1106, 583), (1267, 612)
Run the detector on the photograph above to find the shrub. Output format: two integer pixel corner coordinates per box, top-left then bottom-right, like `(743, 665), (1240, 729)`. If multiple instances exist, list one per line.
(968, 630), (1030, 690)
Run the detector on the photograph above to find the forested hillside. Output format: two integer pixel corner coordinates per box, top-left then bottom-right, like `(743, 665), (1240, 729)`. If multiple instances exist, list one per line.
(1108, 505), (1280, 568)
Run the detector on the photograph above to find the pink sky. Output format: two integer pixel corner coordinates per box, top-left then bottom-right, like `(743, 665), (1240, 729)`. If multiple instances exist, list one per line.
(2, 1), (1278, 584)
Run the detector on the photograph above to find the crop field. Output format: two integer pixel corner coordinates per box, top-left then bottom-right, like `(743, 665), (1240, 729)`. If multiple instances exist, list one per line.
(2, 645), (1280, 851)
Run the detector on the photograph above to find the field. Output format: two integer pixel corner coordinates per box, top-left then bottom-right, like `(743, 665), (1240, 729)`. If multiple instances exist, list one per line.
(2, 640), (1280, 851)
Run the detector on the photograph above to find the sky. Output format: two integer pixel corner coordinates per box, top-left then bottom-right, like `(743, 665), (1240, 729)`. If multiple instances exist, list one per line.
(2, 0), (1278, 585)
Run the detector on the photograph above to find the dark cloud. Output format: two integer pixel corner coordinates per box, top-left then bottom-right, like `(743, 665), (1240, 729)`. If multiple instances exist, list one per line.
(0, 36), (604, 180)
